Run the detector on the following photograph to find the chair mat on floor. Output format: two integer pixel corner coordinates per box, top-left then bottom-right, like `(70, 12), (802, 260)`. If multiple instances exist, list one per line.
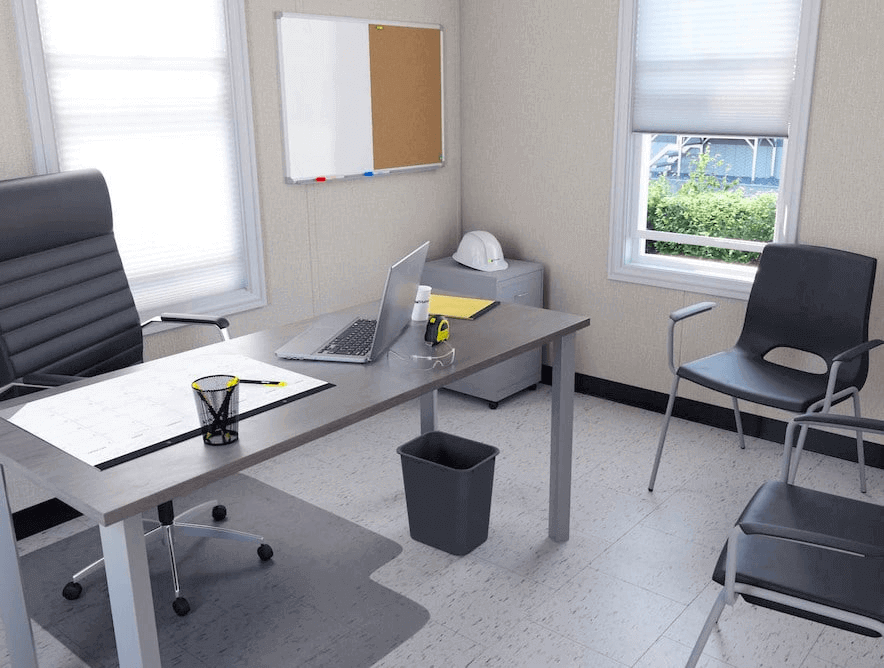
(20, 473), (429, 668)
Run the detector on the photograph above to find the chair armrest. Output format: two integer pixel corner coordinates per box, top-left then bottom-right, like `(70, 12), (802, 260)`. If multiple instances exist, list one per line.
(816, 339), (884, 413)
(1, 373), (84, 401)
(666, 302), (717, 374)
(670, 301), (717, 323)
(792, 411), (884, 438)
(737, 480), (884, 557)
(781, 411), (884, 484)
(141, 312), (231, 341)
(20, 372), (85, 388)
(833, 339), (884, 364)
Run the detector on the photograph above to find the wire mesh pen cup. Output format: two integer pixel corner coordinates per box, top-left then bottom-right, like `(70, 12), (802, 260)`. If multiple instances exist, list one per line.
(191, 375), (240, 445)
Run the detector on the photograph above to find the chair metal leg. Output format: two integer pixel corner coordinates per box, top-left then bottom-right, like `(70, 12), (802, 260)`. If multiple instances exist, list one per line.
(69, 522), (162, 585)
(173, 522), (264, 543)
(174, 499), (220, 524)
(732, 397), (745, 449)
(64, 499), (270, 617)
(852, 392), (867, 494)
(686, 589), (727, 668)
(780, 420), (798, 482)
(164, 525), (181, 599)
(787, 423), (811, 484)
(649, 375), (680, 491)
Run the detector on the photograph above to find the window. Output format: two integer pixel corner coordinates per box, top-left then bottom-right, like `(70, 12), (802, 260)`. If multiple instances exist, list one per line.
(13, 0), (265, 318)
(609, 0), (820, 299)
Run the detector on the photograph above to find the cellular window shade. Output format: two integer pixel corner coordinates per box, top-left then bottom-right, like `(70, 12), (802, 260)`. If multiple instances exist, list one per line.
(632, 0), (803, 137)
(35, 0), (246, 314)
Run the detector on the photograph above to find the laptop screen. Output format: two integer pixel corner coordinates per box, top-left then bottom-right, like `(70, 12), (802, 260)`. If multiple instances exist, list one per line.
(368, 241), (430, 360)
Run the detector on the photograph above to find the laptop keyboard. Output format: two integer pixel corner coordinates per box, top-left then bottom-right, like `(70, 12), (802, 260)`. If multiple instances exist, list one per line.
(318, 318), (377, 356)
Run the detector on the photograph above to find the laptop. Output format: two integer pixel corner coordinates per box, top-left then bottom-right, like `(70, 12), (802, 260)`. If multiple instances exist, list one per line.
(275, 241), (430, 363)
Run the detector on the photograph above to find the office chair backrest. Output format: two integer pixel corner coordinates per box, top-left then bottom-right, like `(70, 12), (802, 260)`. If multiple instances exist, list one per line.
(0, 169), (143, 386)
(738, 243), (876, 384)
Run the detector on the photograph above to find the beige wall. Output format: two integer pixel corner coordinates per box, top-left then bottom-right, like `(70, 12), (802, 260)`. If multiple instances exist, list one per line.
(461, 0), (884, 423)
(0, 0), (460, 509)
(232, 0), (462, 340)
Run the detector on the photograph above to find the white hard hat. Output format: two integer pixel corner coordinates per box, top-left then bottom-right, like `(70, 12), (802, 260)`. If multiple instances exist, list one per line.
(452, 231), (509, 272)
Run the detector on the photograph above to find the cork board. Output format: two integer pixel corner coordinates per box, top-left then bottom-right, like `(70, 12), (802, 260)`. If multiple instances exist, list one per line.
(368, 25), (443, 170)
(276, 14), (444, 184)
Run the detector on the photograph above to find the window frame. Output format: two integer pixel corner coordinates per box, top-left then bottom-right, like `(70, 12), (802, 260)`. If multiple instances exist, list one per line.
(11, 0), (266, 320)
(608, 0), (821, 300)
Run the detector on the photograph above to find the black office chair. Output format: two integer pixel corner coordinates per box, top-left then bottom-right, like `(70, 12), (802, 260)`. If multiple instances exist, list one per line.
(0, 169), (273, 617)
(648, 243), (878, 493)
(687, 411), (884, 666)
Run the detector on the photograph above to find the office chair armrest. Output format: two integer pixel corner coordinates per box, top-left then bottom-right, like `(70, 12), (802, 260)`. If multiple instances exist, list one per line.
(792, 411), (884, 438)
(141, 313), (231, 341)
(666, 302), (717, 374)
(1, 373), (85, 401)
(20, 372), (86, 388)
(670, 301), (717, 323)
(832, 339), (884, 364)
(817, 339), (884, 412)
(781, 411), (884, 485)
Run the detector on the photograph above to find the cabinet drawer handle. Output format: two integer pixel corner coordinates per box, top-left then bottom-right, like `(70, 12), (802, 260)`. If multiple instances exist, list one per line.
(513, 292), (530, 303)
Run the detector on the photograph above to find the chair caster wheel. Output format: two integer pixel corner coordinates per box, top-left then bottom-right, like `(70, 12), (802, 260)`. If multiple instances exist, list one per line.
(172, 597), (191, 616)
(257, 543), (274, 561)
(62, 581), (82, 600)
(212, 504), (227, 521)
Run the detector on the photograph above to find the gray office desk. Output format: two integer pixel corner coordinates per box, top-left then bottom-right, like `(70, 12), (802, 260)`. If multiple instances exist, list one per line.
(0, 301), (589, 668)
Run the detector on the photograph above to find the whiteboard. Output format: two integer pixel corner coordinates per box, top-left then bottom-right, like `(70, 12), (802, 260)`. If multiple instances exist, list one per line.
(276, 13), (444, 184)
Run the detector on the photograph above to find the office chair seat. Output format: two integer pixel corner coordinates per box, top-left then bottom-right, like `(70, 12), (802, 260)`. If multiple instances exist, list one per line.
(713, 534), (884, 636)
(678, 349), (837, 414)
(687, 414), (884, 666)
(711, 481), (884, 635)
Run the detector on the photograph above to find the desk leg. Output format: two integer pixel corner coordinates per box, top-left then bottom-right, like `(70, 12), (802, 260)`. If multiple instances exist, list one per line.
(0, 465), (38, 668)
(99, 516), (161, 668)
(420, 390), (438, 434)
(549, 332), (575, 543)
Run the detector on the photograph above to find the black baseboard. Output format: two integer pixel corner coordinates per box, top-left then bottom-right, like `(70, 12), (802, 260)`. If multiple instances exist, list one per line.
(13, 498), (82, 541)
(539, 366), (884, 469)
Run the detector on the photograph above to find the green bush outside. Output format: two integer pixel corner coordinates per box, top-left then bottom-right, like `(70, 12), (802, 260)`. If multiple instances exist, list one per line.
(646, 151), (776, 264)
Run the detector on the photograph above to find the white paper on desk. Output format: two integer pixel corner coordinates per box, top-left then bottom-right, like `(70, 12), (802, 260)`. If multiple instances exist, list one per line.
(1, 355), (329, 469)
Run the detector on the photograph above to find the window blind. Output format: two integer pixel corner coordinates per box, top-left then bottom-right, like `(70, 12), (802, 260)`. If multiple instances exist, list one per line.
(35, 0), (248, 314)
(632, 0), (803, 137)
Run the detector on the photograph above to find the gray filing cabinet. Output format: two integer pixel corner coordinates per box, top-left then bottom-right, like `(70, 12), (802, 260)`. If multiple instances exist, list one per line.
(422, 257), (544, 408)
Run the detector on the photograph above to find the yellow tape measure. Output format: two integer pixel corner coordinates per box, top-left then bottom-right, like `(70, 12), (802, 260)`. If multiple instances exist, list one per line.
(424, 315), (450, 345)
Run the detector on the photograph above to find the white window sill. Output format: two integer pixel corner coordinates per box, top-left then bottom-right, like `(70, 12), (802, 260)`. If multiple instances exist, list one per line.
(609, 254), (756, 300)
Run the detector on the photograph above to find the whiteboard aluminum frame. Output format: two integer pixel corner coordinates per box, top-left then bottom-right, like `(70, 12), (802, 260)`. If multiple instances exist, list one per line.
(275, 12), (445, 185)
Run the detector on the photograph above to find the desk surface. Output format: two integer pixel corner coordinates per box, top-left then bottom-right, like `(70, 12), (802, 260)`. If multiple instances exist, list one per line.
(0, 302), (589, 527)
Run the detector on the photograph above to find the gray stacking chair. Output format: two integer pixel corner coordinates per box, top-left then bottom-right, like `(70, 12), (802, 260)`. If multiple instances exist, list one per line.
(648, 243), (878, 493)
(0, 169), (273, 617)
(687, 410), (884, 666)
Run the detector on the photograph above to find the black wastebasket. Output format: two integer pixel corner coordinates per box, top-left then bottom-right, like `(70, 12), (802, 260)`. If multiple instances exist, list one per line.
(397, 431), (499, 556)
